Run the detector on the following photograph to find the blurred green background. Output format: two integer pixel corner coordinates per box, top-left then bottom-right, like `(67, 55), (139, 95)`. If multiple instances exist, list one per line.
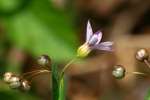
(0, 0), (77, 100)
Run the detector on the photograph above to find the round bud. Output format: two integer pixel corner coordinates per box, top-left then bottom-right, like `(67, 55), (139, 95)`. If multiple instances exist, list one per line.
(9, 81), (21, 89)
(37, 55), (51, 67)
(9, 76), (21, 89)
(112, 65), (126, 79)
(21, 80), (31, 91)
(136, 49), (149, 61)
(9, 76), (20, 83)
(3, 72), (13, 83)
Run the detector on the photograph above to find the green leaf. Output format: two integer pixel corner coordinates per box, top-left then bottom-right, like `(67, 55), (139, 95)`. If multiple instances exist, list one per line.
(52, 63), (66, 100)
(52, 63), (59, 100)
(58, 77), (66, 100)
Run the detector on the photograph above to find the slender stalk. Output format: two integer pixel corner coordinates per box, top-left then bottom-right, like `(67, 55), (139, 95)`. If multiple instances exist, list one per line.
(126, 71), (147, 76)
(58, 57), (77, 100)
(144, 59), (150, 69)
(22, 69), (50, 76)
(25, 70), (51, 81)
(60, 58), (77, 80)
(131, 71), (147, 76)
(58, 79), (65, 100)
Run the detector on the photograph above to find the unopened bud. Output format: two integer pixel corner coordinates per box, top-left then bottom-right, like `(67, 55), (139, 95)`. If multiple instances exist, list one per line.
(9, 76), (20, 83)
(9, 76), (21, 89)
(112, 65), (126, 79)
(136, 49), (149, 61)
(21, 80), (31, 91)
(3, 72), (13, 83)
(9, 81), (21, 89)
(37, 55), (51, 67)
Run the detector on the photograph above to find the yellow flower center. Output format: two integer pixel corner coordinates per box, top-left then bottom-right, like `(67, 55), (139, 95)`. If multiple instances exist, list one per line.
(77, 43), (91, 58)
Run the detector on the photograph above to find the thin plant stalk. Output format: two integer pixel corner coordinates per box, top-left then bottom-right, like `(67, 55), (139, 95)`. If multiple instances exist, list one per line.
(58, 57), (77, 100)
(131, 71), (147, 76)
(25, 70), (51, 81)
(22, 69), (50, 76)
(144, 59), (150, 69)
(60, 58), (77, 79)
(126, 71), (147, 76)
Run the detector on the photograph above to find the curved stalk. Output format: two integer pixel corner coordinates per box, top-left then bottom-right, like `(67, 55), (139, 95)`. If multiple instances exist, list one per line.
(25, 70), (51, 81)
(60, 58), (77, 79)
(22, 69), (49, 76)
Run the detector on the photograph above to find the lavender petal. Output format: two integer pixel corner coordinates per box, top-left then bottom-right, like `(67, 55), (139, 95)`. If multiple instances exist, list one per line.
(86, 20), (93, 42)
(99, 42), (113, 46)
(88, 31), (102, 45)
(94, 31), (102, 44)
(88, 34), (99, 45)
(94, 42), (113, 51)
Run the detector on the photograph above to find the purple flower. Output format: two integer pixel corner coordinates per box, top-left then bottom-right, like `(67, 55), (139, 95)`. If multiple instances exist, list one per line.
(86, 20), (113, 51)
(77, 20), (113, 57)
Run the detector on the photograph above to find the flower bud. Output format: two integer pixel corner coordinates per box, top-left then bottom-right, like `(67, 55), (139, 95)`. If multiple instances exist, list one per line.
(37, 55), (51, 67)
(9, 76), (21, 89)
(77, 44), (91, 58)
(112, 65), (126, 79)
(4, 73), (21, 89)
(21, 80), (31, 91)
(136, 49), (149, 61)
(9, 81), (21, 89)
(9, 76), (20, 83)
(3, 72), (13, 83)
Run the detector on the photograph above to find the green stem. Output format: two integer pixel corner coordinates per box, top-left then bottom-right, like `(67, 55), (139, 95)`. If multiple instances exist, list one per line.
(58, 78), (65, 100)
(58, 57), (77, 100)
(60, 58), (77, 79)
(52, 63), (59, 100)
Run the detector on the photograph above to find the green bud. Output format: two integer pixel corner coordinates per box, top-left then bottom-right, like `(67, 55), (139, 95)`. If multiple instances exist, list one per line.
(112, 65), (126, 79)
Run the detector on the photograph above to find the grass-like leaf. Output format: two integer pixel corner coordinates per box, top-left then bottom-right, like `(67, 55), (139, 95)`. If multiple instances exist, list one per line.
(52, 63), (66, 100)
(58, 77), (66, 100)
(52, 63), (59, 100)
